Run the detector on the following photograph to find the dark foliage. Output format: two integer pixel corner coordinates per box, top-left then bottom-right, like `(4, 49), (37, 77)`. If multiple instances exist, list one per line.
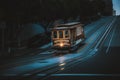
(0, 0), (112, 23)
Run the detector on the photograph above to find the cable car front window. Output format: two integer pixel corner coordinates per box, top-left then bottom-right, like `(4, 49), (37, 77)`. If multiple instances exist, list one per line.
(59, 31), (63, 38)
(53, 31), (57, 38)
(65, 30), (69, 38)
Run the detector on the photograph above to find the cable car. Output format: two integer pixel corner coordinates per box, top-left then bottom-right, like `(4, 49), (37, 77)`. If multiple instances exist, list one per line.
(51, 22), (85, 52)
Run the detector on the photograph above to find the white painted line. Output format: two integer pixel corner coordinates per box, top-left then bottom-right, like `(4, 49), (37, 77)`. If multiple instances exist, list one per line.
(94, 17), (116, 50)
(106, 26), (116, 53)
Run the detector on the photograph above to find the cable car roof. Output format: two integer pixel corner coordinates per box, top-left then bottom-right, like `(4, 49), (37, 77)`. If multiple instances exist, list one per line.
(58, 22), (80, 27)
(52, 22), (82, 30)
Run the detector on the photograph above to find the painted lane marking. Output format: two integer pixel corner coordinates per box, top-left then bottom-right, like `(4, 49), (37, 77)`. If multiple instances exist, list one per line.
(94, 17), (116, 50)
(106, 24), (116, 53)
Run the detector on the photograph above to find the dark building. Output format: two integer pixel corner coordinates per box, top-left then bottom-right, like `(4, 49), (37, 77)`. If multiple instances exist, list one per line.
(103, 0), (113, 16)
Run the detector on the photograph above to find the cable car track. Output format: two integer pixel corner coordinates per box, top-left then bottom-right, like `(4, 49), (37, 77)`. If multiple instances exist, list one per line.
(15, 17), (116, 80)
(0, 18), (109, 71)
(0, 17), (116, 80)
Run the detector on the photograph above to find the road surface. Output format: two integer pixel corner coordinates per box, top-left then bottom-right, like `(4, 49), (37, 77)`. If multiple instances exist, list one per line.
(0, 16), (120, 80)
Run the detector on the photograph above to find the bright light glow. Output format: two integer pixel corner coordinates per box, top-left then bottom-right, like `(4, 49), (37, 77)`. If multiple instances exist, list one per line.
(59, 56), (65, 63)
(59, 63), (66, 66)
(60, 43), (64, 47)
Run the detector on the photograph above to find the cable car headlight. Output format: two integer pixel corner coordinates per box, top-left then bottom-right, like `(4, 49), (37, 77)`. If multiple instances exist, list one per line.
(60, 43), (64, 47)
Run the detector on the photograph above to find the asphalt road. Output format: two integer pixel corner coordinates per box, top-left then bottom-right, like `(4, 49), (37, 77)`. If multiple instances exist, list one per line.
(0, 16), (120, 80)
(43, 16), (120, 80)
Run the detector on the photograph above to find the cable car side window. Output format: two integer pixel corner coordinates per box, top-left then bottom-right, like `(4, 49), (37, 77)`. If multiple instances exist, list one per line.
(53, 31), (57, 38)
(59, 31), (63, 38)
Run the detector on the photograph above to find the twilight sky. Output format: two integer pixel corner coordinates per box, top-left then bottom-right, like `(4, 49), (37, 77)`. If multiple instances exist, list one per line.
(112, 0), (120, 15)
